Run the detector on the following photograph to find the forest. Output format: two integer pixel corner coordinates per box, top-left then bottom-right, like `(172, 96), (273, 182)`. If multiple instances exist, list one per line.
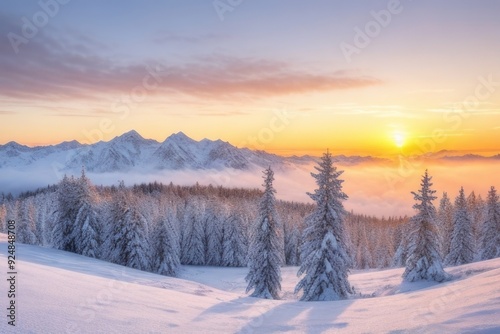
(0, 167), (497, 279)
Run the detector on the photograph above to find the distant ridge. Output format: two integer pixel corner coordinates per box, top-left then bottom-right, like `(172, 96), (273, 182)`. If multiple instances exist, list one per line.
(3, 130), (497, 174)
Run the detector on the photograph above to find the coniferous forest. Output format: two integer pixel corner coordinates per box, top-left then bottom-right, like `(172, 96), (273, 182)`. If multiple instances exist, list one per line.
(2, 162), (498, 285)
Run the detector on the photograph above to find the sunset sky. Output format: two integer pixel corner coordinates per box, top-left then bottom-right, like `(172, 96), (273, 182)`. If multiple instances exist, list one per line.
(1, 0), (499, 157)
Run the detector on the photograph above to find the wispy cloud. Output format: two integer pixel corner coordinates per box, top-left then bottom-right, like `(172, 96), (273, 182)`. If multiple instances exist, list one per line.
(307, 104), (419, 118)
(427, 102), (500, 115)
(0, 18), (381, 105)
(407, 88), (454, 95)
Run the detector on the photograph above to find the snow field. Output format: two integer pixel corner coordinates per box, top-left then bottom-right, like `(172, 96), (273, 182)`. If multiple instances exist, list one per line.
(1, 234), (500, 333)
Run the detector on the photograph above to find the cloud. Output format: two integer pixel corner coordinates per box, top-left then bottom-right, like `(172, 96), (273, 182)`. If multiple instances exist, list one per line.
(0, 16), (381, 105)
(157, 55), (381, 99)
(308, 104), (419, 119)
(407, 88), (454, 95)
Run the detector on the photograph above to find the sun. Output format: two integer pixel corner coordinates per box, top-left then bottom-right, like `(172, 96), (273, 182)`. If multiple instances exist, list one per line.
(393, 132), (406, 148)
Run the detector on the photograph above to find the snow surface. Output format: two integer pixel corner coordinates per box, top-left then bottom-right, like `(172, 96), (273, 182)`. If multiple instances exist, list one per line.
(1, 233), (500, 333)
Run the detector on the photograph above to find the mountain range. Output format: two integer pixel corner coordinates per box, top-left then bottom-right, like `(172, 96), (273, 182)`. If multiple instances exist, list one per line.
(1, 130), (498, 174)
(0, 130), (315, 173)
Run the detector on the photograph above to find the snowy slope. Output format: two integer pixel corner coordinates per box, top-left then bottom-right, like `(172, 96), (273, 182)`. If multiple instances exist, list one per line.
(1, 234), (499, 333)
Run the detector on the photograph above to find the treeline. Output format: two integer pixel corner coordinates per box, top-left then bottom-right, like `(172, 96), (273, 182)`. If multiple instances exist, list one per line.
(0, 171), (498, 277)
(0, 171), (402, 275)
(394, 185), (500, 267)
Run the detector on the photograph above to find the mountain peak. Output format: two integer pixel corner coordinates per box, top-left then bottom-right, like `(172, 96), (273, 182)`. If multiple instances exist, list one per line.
(165, 131), (197, 144)
(111, 130), (146, 144)
(1, 141), (29, 150)
(120, 129), (143, 139)
(54, 140), (82, 150)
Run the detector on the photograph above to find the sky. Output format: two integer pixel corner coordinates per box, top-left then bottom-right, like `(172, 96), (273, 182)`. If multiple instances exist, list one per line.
(1, 0), (500, 157)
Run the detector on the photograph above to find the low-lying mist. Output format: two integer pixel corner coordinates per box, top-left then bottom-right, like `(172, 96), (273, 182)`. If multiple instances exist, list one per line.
(0, 160), (498, 217)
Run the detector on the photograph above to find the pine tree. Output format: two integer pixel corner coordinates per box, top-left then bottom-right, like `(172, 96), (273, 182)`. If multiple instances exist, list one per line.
(153, 213), (181, 276)
(246, 167), (283, 299)
(204, 205), (224, 266)
(121, 204), (151, 271)
(0, 202), (6, 233)
(467, 191), (485, 252)
(74, 201), (99, 258)
(16, 199), (37, 245)
(445, 187), (475, 266)
(103, 181), (129, 264)
(403, 170), (448, 282)
(480, 186), (500, 260)
(181, 201), (205, 265)
(284, 224), (301, 266)
(392, 219), (410, 267)
(437, 192), (454, 258)
(295, 151), (353, 301)
(52, 175), (80, 252)
(72, 170), (100, 258)
(222, 212), (247, 267)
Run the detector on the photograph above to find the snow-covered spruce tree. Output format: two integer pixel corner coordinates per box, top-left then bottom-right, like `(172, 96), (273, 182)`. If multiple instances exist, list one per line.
(52, 175), (81, 252)
(103, 181), (129, 264)
(74, 201), (99, 258)
(467, 191), (485, 252)
(72, 170), (100, 258)
(121, 203), (151, 271)
(222, 212), (248, 267)
(204, 205), (224, 266)
(403, 170), (448, 282)
(294, 151), (353, 301)
(445, 187), (475, 266)
(246, 167), (283, 299)
(437, 192), (454, 258)
(392, 221), (410, 268)
(0, 202), (6, 233)
(16, 199), (38, 245)
(181, 200), (205, 265)
(284, 224), (301, 266)
(480, 186), (500, 260)
(152, 212), (180, 276)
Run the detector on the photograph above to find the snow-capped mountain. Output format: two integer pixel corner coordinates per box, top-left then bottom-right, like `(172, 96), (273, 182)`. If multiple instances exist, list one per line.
(0, 130), (383, 173)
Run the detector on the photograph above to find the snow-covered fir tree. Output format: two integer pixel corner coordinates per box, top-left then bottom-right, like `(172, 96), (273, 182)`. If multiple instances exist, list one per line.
(437, 192), (454, 258)
(181, 200), (206, 265)
(0, 201), (6, 233)
(222, 212), (247, 267)
(445, 187), (475, 266)
(52, 175), (81, 252)
(392, 233), (409, 267)
(16, 198), (37, 245)
(403, 170), (448, 282)
(121, 203), (151, 271)
(103, 181), (129, 264)
(467, 191), (485, 253)
(152, 212), (181, 276)
(204, 204), (224, 266)
(480, 186), (500, 260)
(246, 167), (283, 299)
(295, 151), (353, 301)
(34, 193), (52, 246)
(72, 170), (100, 258)
(74, 201), (100, 258)
(284, 224), (301, 266)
